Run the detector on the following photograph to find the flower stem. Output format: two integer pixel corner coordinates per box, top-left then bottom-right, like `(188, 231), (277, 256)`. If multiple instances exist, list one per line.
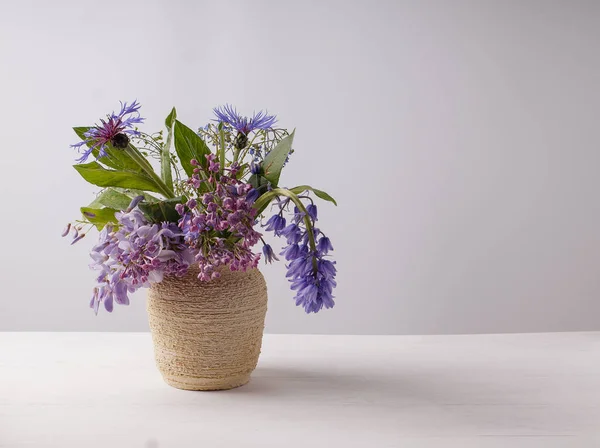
(238, 132), (260, 163)
(255, 188), (317, 253)
(125, 144), (175, 199)
(219, 126), (226, 175)
(161, 124), (174, 190)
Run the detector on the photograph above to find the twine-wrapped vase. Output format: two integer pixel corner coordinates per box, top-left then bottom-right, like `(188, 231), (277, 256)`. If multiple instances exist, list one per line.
(147, 266), (268, 391)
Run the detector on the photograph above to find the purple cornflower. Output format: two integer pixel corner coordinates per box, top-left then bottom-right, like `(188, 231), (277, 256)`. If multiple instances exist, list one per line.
(71, 100), (144, 163)
(213, 104), (277, 135)
(88, 207), (193, 313)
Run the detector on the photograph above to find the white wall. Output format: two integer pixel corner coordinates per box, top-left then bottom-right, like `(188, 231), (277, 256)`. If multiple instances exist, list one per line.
(0, 0), (599, 334)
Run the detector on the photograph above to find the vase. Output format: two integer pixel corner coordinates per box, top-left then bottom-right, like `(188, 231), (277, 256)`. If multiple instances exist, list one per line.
(147, 266), (268, 391)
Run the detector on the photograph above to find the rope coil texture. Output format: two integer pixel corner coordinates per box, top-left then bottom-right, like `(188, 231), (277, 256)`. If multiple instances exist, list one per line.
(147, 266), (268, 390)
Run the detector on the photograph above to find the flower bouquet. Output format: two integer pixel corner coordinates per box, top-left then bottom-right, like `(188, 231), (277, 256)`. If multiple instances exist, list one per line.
(64, 101), (337, 389)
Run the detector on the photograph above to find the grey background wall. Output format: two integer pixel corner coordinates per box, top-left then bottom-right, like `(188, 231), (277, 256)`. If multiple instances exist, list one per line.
(0, 0), (599, 334)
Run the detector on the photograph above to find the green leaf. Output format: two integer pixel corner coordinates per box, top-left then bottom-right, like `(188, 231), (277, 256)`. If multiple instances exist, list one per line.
(88, 188), (133, 210)
(161, 108), (176, 188)
(73, 129), (176, 199)
(73, 127), (141, 172)
(236, 163), (249, 180)
(122, 189), (160, 203)
(252, 185), (337, 218)
(73, 126), (90, 140)
(80, 207), (118, 230)
(249, 172), (270, 190)
(138, 197), (183, 223)
(73, 162), (165, 194)
(165, 107), (177, 128)
(289, 185), (338, 206)
(173, 120), (211, 176)
(262, 131), (295, 187)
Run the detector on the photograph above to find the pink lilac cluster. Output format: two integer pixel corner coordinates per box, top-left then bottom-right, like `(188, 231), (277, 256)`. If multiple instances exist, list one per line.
(89, 200), (193, 313)
(176, 154), (262, 281)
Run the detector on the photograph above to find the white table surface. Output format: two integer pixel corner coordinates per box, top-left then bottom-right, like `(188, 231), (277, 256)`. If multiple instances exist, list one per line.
(0, 332), (599, 448)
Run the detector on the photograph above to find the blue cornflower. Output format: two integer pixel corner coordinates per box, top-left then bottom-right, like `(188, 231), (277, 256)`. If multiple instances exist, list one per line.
(213, 104), (277, 135)
(71, 100), (144, 163)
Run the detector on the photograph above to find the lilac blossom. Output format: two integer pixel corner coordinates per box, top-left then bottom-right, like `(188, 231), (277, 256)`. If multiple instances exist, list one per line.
(71, 100), (144, 163)
(89, 206), (193, 313)
(177, 154), (262, 281)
